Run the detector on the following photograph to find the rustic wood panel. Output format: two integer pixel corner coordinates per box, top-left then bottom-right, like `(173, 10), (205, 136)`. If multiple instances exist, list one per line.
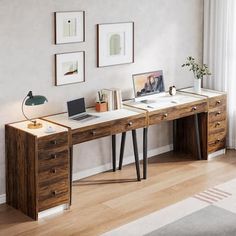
(5, 125), (38, 220)
(174, 112), (208, 160)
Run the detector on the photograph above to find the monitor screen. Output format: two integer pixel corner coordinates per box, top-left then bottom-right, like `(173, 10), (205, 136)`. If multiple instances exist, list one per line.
(133, 70), (165, 98)
(67, 98), (85, 117)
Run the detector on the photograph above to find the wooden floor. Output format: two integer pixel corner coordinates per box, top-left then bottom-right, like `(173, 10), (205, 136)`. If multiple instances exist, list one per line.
(1, 150), (236, 236)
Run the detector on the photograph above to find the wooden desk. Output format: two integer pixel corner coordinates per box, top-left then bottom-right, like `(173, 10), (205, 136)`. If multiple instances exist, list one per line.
(124, 90), (226, 179)
(5, 107), (147, 220)
(5, 89), (227, 220)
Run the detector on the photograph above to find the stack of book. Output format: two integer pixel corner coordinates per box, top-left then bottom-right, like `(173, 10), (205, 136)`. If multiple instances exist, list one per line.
(102, 89), (123, 111)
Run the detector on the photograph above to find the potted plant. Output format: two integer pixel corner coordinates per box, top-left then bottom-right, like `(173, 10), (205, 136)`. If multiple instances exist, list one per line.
(96, 91), (108, 112)
(182, 56), (211, 93)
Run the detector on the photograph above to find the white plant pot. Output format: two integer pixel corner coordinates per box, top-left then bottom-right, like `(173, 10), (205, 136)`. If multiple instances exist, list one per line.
(194, 79), (201, 93)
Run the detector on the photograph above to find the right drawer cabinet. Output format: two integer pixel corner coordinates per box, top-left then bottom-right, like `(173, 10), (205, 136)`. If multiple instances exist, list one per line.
(208, 94), (227, 153)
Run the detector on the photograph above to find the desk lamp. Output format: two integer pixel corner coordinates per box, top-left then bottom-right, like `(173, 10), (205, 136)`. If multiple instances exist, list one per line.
(21, 91), (48, 129)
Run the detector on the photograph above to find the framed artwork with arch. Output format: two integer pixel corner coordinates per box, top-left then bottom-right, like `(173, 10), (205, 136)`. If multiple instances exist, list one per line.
(97, 22), (134, 67)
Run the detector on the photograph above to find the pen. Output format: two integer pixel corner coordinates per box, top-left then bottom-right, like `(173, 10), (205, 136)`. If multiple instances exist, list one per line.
(147, 105), (155, 109)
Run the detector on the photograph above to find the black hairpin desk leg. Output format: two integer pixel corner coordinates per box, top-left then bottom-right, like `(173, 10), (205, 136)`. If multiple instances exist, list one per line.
(119, 132), (126, 170)
(194, 114), (202, 160)
(132, 130), (141, 181)
(112, 135), (116, 171)
(143, 127), (148, 179)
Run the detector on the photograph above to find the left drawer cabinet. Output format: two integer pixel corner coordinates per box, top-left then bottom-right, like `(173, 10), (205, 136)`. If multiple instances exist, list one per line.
(5, 121), (70, 220)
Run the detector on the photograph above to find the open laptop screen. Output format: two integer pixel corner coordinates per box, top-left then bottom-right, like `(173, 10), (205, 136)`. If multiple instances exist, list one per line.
(67, 98), (86, 117)
(133, 70), (165, 98)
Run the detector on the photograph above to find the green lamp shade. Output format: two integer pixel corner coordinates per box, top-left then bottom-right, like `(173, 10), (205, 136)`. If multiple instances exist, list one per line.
(25, 93), (48, 106)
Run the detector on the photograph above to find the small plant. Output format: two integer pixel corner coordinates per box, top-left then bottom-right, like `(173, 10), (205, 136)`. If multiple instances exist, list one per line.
(182, 56), (211, 80)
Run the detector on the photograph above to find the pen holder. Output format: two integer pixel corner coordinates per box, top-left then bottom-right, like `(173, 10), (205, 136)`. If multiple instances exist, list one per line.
(95, 102), (108, 112)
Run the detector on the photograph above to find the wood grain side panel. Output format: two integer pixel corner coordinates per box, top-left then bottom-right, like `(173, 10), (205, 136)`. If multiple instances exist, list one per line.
(5, 125), (38, 220)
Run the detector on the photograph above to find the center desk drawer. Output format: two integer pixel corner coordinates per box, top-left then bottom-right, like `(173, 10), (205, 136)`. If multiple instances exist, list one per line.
(111, 116), (146, 134)
(38, 132), (68, 151)
(72, 124), (111, 144)
(149, 101), (207, 125)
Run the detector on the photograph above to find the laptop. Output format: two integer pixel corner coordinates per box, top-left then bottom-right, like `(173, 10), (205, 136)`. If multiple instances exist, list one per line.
(67, 98), (98, 122)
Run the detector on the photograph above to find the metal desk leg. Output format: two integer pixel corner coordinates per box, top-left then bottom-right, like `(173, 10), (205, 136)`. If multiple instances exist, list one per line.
(132, 130), (141, 181)
(69, 147), (73, 206)
(119, 132), (126, 170)
(112, 135), (116, 171)
(143, 128), (148, 179)
(194, 114), (202, 160)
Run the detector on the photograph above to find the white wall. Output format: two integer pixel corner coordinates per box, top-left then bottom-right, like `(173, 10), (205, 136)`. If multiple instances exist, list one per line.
(0, 0), (203, 195)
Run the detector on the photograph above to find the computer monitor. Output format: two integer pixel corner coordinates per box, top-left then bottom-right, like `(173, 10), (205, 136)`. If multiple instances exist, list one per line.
(132, 70), (165, 99)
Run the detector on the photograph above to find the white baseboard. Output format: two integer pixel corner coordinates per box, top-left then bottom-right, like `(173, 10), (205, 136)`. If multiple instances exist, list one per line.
(73, 144), (173, 181)
(208, 149), (226, 160)
(0, 194), (6, 204)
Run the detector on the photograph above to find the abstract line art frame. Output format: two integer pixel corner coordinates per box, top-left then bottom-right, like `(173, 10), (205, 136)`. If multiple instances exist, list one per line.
(97, 22), (134, 67)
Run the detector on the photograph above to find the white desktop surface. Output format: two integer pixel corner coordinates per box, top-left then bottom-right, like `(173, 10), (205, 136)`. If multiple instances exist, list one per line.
(9, 119), (68, 137)
(180, 87), (225, 98)
(43, 108), (145, 130)
(124, 92), (206, 111)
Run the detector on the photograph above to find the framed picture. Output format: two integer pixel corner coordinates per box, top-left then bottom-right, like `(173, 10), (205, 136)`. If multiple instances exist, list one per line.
(55, 51), (85, 86)
(132, 70), (165, 98)
(97, 22), (134, 67)
(55, 11), (85, 44)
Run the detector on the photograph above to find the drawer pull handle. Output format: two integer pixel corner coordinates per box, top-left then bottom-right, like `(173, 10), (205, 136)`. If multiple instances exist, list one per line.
(128, 121), (133, 126)
(163, 113), (168, 118)
(52, 190), (58, 196)
(215, 138), (220, 144)
(192, 106), (197, 111)
(91, 131), (96, 136)
(216, 122), (221, 126)
(216, 100), (221, 105)
(51, 154), (57, 159)
(216, 111), (221, 116)
(50, 140), (57, 145)
(51, 168), (57, 174)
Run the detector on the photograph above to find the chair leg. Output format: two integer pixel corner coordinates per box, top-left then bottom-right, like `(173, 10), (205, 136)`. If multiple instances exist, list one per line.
(112, 135), (116, 171)
(119, 132), (126, 170)
(132, 130), (141, 181)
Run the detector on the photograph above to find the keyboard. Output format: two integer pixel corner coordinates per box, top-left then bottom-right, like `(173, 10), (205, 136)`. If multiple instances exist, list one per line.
(73, 114), (93, 121)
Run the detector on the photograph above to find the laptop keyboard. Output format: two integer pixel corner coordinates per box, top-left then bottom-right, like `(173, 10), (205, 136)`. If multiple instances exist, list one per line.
(73, 114), (93, 121)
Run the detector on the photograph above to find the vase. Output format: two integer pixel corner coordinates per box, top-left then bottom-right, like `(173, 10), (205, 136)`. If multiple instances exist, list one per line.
(194, 78), (201, 93)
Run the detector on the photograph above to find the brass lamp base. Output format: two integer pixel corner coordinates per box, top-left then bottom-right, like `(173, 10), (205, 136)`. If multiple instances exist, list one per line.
(27, 122), (43, 129)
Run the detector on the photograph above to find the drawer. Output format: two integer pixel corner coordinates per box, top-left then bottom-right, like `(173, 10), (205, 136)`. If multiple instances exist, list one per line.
(208, 131), (226, 144)
(208, 107), (226, 122)
(38, 132), (68, 151)
(111, 116), (146, 134)
(209, 95), (227, 110)
(208, 120), (227, 134)
(38, 164), (69, 183)
(149, 101), (207, 125)
(38, 178), (69, 212)
(72, 124), (111, 144)
(208, 136), (226, 153)
(38, 148), (69, 171)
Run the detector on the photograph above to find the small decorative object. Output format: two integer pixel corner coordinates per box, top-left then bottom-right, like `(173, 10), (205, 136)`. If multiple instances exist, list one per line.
(182, 56), (211, 93)
(55, 51), (85, 86)
(55, 11), (85, 44)
(97, 22), (134, 67)
(132, 70), (165, 98)
(169, 86), (176, 96)
(21, 91), (48, 129)
(95, 91), (107, 112)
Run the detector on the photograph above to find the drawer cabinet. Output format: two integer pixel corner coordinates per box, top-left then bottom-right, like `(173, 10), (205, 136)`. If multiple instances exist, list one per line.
(5, 122), (70, 220)
(208, 94), (227, 153)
